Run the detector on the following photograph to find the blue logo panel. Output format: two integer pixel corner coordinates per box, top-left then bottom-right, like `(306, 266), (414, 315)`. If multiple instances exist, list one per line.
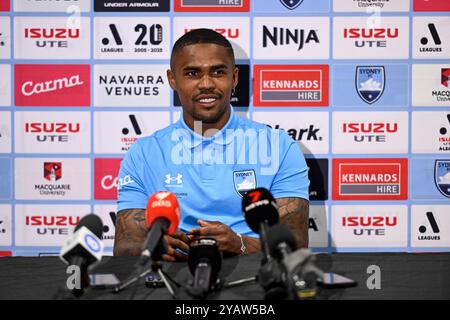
(254, 0), (330, 13)
(0, 158), (11, 200)
(333, 64), (409, 107)
(435, 160), (450, 198)
(412, 158), (450, 200)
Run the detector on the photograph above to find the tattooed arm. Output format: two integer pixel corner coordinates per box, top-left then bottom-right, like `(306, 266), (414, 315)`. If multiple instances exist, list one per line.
(276, 197), (309, 248)
(113, 208), (191, 260)
(113, 209), (148, 256)
(240, 197), (309, 253)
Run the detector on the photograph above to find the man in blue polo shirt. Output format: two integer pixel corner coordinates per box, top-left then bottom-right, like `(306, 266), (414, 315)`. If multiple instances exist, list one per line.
(114, 29), (310, 261)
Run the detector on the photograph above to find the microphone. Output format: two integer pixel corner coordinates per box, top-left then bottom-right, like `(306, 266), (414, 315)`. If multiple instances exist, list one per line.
(141, 191), (180, 262)
(266, 224), (321, 300)
(59, 214), (104, 294)
(187, 238), (222, 299)
(266, 224), (297, 262)
(242, 187), (279, 263)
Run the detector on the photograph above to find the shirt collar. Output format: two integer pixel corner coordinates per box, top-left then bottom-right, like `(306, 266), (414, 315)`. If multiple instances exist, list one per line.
(177, 106), (238, 149)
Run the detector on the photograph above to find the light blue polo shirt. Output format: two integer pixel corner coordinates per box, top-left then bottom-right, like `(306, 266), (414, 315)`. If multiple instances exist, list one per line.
(117, 107), (309, 238)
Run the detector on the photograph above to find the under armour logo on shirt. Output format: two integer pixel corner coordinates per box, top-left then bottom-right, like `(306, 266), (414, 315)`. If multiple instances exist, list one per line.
(165, 174), (183, 185)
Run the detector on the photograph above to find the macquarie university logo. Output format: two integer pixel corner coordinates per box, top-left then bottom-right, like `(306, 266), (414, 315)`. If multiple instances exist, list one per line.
(43, 162), (62, 182)
(14, 65), (90, 107)
(233, 170), (256, 197)
(332, 158), (408, 200)
(253, 65), (329, 107)
(435, 160), (450, 198)
(442, 68), (450, 88)
(174, 0), (250, 12)
(356, 66), (385, 104)
(412, 64), (450, 106)
(94, 17), (169, 59)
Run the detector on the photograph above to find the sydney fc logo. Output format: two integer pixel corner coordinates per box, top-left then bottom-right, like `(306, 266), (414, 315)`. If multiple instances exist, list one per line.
(356, 66), (385, 104)
(280, 0), (304, 10)
(435, 160), (450, 198)
(233, 170), (256, 197)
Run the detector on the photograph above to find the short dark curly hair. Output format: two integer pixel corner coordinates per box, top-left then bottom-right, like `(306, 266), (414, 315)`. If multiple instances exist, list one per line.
(170, 28), (235, 70)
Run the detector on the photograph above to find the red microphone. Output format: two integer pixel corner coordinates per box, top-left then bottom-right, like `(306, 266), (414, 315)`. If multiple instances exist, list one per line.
(141, 191), (180, 261)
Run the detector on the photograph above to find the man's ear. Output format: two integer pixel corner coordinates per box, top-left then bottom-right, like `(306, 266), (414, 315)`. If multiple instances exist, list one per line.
(167, 69), (177, 91)
(232, 66), (239, 89)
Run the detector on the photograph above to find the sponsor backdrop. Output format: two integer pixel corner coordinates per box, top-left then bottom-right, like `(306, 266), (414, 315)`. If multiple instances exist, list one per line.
(0, 0), (449, 256)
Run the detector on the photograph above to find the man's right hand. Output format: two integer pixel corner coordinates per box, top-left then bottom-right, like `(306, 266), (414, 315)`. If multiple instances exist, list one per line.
(161, 230), (191, 262)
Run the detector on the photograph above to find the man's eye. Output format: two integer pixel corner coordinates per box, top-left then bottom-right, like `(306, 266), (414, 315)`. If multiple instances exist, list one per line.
(186, 71), (198, 77)
(213, 70), (225, 76)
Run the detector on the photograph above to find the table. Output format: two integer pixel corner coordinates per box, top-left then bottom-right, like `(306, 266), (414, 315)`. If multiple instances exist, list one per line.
(0, 253), (449, 300)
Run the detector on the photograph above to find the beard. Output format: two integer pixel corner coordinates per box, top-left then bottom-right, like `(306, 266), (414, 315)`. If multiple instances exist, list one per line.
(191, 102), (229, 124)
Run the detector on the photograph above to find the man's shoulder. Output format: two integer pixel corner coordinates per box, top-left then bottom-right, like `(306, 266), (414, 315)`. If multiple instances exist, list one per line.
(134, 122), (178, 147)
(236, 116), (295, 144)
(235, 115), (268, 131)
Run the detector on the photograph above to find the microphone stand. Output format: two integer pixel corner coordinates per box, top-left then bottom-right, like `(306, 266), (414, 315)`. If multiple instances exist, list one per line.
(113, 239), (179, 300)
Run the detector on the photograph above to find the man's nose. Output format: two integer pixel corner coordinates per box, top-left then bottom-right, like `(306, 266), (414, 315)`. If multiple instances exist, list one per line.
(198, 74), (215, 90)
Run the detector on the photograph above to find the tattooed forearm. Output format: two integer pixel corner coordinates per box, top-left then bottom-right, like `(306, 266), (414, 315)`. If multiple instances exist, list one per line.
(276, 197), (309, 248)
(113, 208), (148, 256)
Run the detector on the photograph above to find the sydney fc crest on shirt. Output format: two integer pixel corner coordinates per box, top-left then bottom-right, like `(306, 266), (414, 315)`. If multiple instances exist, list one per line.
(435, 160), (450, 198)
(233, 170), (256, 197)
(356, 66), (385, 104)
(280, 0), (303, 10)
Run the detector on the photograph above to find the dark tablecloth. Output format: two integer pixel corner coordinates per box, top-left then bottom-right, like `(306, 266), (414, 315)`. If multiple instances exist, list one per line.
(0, 252), (449, 300)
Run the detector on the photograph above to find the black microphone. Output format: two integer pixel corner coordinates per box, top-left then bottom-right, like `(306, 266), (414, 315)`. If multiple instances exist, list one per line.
(187, 238), (222, 299)
(242, 187), (279, 263)
(59, 214), (104, 294)
(266, 224), (297, 261)
(266, 224), (320, 300)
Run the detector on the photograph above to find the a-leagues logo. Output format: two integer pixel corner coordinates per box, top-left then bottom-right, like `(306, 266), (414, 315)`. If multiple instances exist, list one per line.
(44, 162), (62, 182)
(280, 0), (303, 10)
(356, 66), (385, 104)
(233, 170), (256, 197)
(435, 160), (450, 198)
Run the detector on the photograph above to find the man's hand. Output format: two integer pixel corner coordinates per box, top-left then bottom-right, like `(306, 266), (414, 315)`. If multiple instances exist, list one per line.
(161, 230), (191, 262)
(188, 220), (242, 255)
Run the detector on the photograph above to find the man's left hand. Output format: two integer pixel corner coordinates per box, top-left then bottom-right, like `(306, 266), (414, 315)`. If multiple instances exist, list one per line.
(188, 220), (242, 255)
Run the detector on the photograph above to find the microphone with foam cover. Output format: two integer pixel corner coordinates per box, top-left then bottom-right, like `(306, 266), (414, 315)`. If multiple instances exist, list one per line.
(188, 238), (222, 298)
(59, 214), (104, 294)
(266, 224), (297, 262)
(242, 188), (279, 262)
(141, 191), (180, 261)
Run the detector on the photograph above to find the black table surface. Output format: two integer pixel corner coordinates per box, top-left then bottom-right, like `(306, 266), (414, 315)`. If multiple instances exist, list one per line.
(0, 252), (449, 300)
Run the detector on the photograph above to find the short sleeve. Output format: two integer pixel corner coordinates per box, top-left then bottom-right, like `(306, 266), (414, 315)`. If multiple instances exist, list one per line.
(270, 132), (310, 201)
(117, 141), (149, 212)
